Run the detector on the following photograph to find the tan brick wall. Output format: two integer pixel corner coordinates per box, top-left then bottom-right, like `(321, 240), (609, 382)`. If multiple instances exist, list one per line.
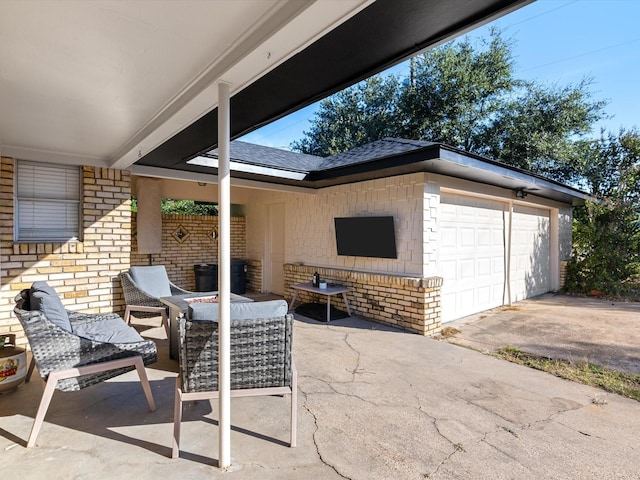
(0, 158), (132, 346)
(284, 263), (442, 335)
(130, 214), (247, 291)
(246, 259), (262, 293)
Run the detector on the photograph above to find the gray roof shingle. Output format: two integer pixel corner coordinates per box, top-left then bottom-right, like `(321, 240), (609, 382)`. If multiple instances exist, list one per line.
(206, 141), (323, 172)
(319, 138), (435, 169)
(207, 138), (436, 173)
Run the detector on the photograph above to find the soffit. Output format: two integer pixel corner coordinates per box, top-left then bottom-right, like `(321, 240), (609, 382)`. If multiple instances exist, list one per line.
(0, 0), (371, 166)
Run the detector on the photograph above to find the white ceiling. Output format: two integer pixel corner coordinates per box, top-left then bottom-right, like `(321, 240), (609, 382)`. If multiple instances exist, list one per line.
(0, 0), (371, 169)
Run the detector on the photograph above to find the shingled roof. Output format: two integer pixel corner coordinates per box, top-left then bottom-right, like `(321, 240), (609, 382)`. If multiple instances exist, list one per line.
(204, 137), (436, 173)
(319, 138), (436, 170)
(192, 137), (589, 205)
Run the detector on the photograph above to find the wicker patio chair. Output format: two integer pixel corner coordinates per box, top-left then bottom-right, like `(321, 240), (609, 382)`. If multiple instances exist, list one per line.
(120, 265), (193, 337)
(172, 300), (297, 459)
(13, 284), (157, 448)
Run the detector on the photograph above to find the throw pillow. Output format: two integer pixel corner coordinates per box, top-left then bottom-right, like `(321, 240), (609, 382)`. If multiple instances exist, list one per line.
(29, 281), (72, 332)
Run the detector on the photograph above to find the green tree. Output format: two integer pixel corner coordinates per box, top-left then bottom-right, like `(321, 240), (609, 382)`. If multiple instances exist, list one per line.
(291, 75), (401, 156)
(482, 79), (607, 183)
(578, 128), (640, 202)
(130, 197), (218, 215)
(398, 29), (517, 153)
(565, 129), (640, 298)
(160, 199), (218, 216)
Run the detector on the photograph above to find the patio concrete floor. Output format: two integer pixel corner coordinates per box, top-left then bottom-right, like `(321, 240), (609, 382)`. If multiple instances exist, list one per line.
(1, 298), (639, 479)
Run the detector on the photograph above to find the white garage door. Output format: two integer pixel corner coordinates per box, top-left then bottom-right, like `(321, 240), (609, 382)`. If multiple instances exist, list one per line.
(439, 194), (507, 322)
(510, 205), (551, 301)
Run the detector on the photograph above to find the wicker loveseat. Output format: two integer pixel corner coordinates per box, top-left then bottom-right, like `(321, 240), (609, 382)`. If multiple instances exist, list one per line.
(13, 282), (157, 447)
(172, 299), (297, 459)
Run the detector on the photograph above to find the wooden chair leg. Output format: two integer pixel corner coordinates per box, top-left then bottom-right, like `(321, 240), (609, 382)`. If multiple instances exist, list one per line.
(27, 374), (59, 447)
(172, 377), (183, 458)
(133, 356), (156, 412)
(124, 305), (133, 325)
(160, 309), (169, 339)
(25, 356), (154, 448)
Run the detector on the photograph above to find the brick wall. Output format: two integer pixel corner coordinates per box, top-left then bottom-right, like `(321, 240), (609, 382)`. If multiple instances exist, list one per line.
(0, 158), (132, 345)
(130, 214), (247, 291)
(284, 263), (442, 335)
(246, 259), (262, 293)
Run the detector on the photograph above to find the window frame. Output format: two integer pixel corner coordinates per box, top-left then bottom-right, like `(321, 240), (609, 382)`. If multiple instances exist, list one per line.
(14, 160), (82, 243)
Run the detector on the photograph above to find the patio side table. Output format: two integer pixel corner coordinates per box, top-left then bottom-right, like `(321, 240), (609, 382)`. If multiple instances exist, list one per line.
(290, 282), (352, 323)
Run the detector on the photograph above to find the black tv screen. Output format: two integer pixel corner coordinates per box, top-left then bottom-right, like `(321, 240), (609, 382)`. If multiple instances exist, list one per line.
(334, 216), (397, 259)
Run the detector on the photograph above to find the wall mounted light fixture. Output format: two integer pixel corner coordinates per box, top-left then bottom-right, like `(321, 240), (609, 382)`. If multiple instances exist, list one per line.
(515, 188), (528, 199)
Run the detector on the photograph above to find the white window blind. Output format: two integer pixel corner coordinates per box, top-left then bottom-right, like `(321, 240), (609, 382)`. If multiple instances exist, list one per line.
(16, 160), (80, 241)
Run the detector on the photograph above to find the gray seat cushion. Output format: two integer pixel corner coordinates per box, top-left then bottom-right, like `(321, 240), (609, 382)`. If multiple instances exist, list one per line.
(29, 281), (72, 332)
(189, 300), (288, 321)
(73, 316), (145, 343)
(129, 265), (172, 298)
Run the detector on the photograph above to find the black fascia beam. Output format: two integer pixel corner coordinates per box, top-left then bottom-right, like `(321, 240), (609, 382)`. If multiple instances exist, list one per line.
(306, 145), (443, 183)
(137, 0), (528, 171)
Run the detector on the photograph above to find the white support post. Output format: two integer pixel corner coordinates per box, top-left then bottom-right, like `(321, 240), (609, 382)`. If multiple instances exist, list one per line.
(217, 80), (232, 469)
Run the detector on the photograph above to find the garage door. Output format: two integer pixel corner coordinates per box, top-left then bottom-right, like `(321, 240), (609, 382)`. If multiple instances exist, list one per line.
(439, 194), (507, 322)
(510, 205), (550, 301)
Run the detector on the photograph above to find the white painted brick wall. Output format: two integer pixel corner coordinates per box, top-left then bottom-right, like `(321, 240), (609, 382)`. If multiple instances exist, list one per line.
(423, 178), (440, 277)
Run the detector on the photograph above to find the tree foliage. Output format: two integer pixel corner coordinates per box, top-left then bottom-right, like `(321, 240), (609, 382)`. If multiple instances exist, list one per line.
(398, 31), (518, 153)
(131, 197), (218, 216)
(565, 129), (640, 298)
(292, 75), (401, 156)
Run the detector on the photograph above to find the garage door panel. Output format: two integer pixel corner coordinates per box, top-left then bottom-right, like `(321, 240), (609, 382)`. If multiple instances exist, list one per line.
(441, 227), (457, 248)
(460, 228), (475, 247)
(511, 205), (550, 301)
(440, 194), (552, 322)
(476, 257), (492, 276)
(477, 228), (492, 246)
(440, 193), (506, 322)
(460, 259), (475, 278)
(440, 259), (457, 280)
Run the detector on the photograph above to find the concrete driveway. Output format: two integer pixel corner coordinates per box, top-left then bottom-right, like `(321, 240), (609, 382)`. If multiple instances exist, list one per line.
(443, 293), (640, 375)
(1, 305), (639, 479)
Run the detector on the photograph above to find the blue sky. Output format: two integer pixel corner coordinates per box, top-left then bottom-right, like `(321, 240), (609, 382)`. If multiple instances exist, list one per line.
(241, 0), (640, 151)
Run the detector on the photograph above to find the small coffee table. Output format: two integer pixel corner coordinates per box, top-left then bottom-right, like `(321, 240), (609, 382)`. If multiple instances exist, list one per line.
(290, 282), (352, 323)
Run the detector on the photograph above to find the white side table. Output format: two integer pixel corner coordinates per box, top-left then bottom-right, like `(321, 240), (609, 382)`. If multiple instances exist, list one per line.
(290, 282), (352, 323)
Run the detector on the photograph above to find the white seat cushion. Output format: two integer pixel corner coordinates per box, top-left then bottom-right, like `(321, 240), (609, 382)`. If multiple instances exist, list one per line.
(189, 300), (288, 321)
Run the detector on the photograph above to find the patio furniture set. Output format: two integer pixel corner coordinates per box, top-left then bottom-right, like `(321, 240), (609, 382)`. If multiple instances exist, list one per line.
(11, 265), (297, 459)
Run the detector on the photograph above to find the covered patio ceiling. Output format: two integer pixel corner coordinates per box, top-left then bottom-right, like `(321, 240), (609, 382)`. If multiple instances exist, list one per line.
(0, 0), (532, 173)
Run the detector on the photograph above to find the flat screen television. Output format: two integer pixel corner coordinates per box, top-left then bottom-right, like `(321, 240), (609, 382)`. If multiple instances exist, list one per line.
(334, 216), (397, 259)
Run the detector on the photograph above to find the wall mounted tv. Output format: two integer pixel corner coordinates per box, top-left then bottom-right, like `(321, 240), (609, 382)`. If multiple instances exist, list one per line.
(334, 216), (397, 259)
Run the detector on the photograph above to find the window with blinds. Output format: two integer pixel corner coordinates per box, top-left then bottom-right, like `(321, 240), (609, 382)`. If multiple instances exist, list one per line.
(15, 160), (81, 242)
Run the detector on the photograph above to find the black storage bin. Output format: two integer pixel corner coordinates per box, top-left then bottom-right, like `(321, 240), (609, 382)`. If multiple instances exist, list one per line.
(194, 264), (218, 292)
(231, 259), (247, 294)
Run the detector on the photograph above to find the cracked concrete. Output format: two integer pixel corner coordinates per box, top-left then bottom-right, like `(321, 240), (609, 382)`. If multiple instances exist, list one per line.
(1, 303), (639, 479)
